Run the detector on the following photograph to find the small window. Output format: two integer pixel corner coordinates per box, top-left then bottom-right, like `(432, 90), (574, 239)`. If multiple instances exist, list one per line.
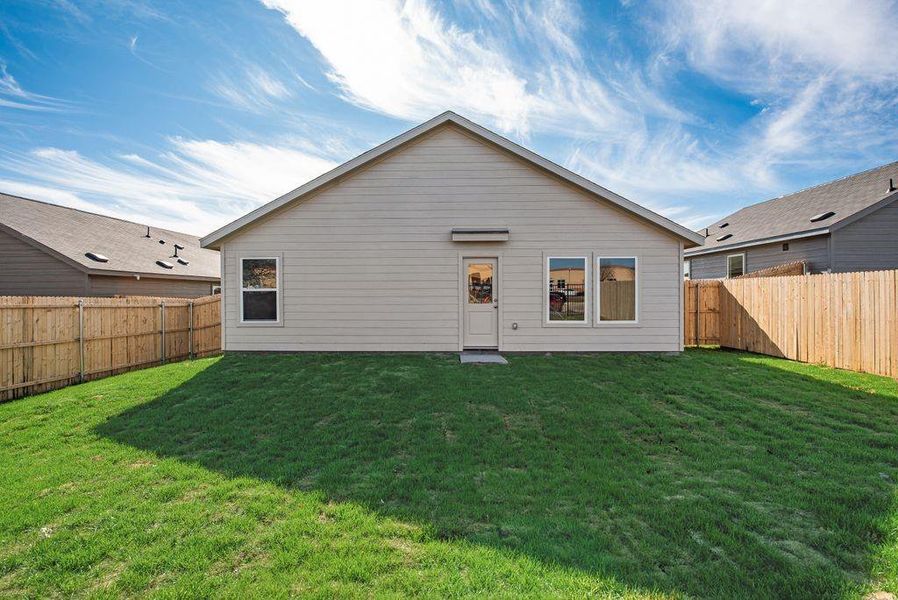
(683, 259), (691, 279)
(727, 254), (745, 278)
(241, 257), (279, 322)
(782, 243), (789, 251)
(547, 257), (586, 322)
(598, 257), (637, 322)
(211, 285), (221, 295)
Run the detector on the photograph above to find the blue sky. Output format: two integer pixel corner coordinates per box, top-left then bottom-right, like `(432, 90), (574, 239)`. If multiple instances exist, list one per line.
(1, 0), (896, 235)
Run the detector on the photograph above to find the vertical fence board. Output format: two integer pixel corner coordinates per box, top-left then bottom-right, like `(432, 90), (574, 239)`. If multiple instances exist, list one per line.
(1, 294), (220, 401)
(684, 270), (898, 379)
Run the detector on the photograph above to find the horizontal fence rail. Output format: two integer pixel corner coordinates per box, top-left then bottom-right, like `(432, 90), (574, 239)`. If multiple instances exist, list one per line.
(685, 270), (898, 379)
(0, 294), (221, 401)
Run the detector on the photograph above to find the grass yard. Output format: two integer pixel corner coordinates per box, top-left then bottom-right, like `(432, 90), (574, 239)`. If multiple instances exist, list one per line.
(1, 350), (898, 599)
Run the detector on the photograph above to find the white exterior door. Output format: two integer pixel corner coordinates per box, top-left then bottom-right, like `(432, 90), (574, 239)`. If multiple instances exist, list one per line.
(463, 258), (499, 349)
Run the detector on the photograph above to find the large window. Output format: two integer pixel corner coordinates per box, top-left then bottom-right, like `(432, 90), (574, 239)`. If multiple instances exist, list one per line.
(241, 257), (279, 322)
(727, 253), (745, 278)
(597, 257), (637, 322)
(547, 257), (587, 322)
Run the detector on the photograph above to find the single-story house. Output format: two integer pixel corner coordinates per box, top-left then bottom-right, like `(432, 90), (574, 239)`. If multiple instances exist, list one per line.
(0, 193), (220, 297)
(201, 111), (703, 353)
(685, 161), (898, 279)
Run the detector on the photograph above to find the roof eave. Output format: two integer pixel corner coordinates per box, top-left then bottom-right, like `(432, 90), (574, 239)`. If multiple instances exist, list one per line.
(200, 111), (704, 249)
(684, 228), (830, 257)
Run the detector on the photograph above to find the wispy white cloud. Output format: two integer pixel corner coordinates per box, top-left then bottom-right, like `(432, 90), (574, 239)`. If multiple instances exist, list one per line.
(654, 0), (898, 192)
(209, 64), (293, 112)
(260, 0), (688, 138)
(0, 139), (337, 234)
(0, 63), (71, 113)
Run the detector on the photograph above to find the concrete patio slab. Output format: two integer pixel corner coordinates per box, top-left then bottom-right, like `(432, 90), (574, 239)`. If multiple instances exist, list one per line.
(460, 352), (508, 364)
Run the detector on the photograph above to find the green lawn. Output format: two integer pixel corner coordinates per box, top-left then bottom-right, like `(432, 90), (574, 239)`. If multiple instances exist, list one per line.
(1, 350), (897, 599)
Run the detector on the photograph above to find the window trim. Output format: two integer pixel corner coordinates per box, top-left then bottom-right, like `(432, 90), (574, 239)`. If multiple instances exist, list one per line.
(239, 256), (282, 325)
(596, 256), (639, 325)
(544, 255), (589, 326)
(726, 252), (746, 278)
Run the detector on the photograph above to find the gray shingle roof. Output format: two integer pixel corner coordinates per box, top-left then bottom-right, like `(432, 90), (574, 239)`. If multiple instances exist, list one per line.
(686, 160), (898, 256)
(0, 193), (219, 280)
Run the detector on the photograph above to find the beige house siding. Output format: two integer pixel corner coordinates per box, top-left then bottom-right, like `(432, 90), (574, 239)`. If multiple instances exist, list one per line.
(221, 124), (683, 352)
(0, 228), (88, 295)
(87, 275), (215, 298)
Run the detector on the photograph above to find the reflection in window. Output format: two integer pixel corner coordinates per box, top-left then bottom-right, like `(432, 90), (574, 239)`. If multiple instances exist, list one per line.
(727, 254), (745, 278)
(598, 257), (636, 322)
(241, 258), (278, 322)
(548, 257), (586, 322)
(467, 263), (493, 304)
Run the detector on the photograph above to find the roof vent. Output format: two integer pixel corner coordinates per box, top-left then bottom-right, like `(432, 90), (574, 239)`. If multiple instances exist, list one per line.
(719, 222), (729, 228)
(716, 233), (732, 242)
(889, 178), (896, 193)
(156, 260), (174, 269)
(177, 258), (189, 266)
(158, 239), (165, 245)
(85, 252), (109, 263)
(809, 211), (835, 222)
(144, 226), (151, 238)
(173, 243), (185, 258)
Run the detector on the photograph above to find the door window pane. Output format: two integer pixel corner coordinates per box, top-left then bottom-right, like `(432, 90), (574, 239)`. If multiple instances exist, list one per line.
(548, 257), (586, 321)
(467, 263), (493, 304)
(598, 257), (636, 321)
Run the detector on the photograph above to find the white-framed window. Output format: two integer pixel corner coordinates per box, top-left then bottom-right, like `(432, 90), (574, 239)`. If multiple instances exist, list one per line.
(546, 256), (588, 323)
(597, 257), (637, 323)
(683, 259), (691, 280)
(240, 257), (280, 323)
(726, 253), (745, 278)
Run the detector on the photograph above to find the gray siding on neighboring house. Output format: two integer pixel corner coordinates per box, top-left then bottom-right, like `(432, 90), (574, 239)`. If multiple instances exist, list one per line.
(87, 275), (214, 298)
(220, 125), (684, 353)
(688, 234), (830, 279)
(831, 198), (898, 272)
(0, 228), (88, 295)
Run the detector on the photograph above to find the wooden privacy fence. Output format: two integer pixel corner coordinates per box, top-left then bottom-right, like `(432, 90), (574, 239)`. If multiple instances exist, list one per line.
(684, 270), (898, 379)
(1, 294), (221, 401)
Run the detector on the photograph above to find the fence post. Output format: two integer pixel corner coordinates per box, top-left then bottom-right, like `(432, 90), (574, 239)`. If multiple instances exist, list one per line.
(160, 301), (166, 365)
(694, 283), (700, 345)
(188, 301), (194, 360)
(78, 299), (84, 383)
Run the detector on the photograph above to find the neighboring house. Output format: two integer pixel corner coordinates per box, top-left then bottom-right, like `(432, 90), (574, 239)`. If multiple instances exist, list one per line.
(201, 111), (703, 353)
(0, 194), (220, 297)
(685, 161), (898, 279)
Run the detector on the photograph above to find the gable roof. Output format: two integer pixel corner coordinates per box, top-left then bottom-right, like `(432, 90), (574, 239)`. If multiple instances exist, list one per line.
(686, 161), (898, 257)
(0, 193), (220, 280)
(200, 111), (704, 249)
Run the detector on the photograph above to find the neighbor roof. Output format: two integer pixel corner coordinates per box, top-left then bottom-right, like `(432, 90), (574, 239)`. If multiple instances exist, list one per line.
(201, 111), (704, 249)
(0, 193), (220, 280)
(686, 161), (898, 257)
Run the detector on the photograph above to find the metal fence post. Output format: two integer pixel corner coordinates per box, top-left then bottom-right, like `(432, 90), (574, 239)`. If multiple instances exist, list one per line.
(160, 301), (166, 365)
(78, 299), (84, 382)
(188, 301), (194, 360)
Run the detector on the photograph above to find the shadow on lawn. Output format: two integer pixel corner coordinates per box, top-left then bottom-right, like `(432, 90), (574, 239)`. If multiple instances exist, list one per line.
(96, 350), (898, 598)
